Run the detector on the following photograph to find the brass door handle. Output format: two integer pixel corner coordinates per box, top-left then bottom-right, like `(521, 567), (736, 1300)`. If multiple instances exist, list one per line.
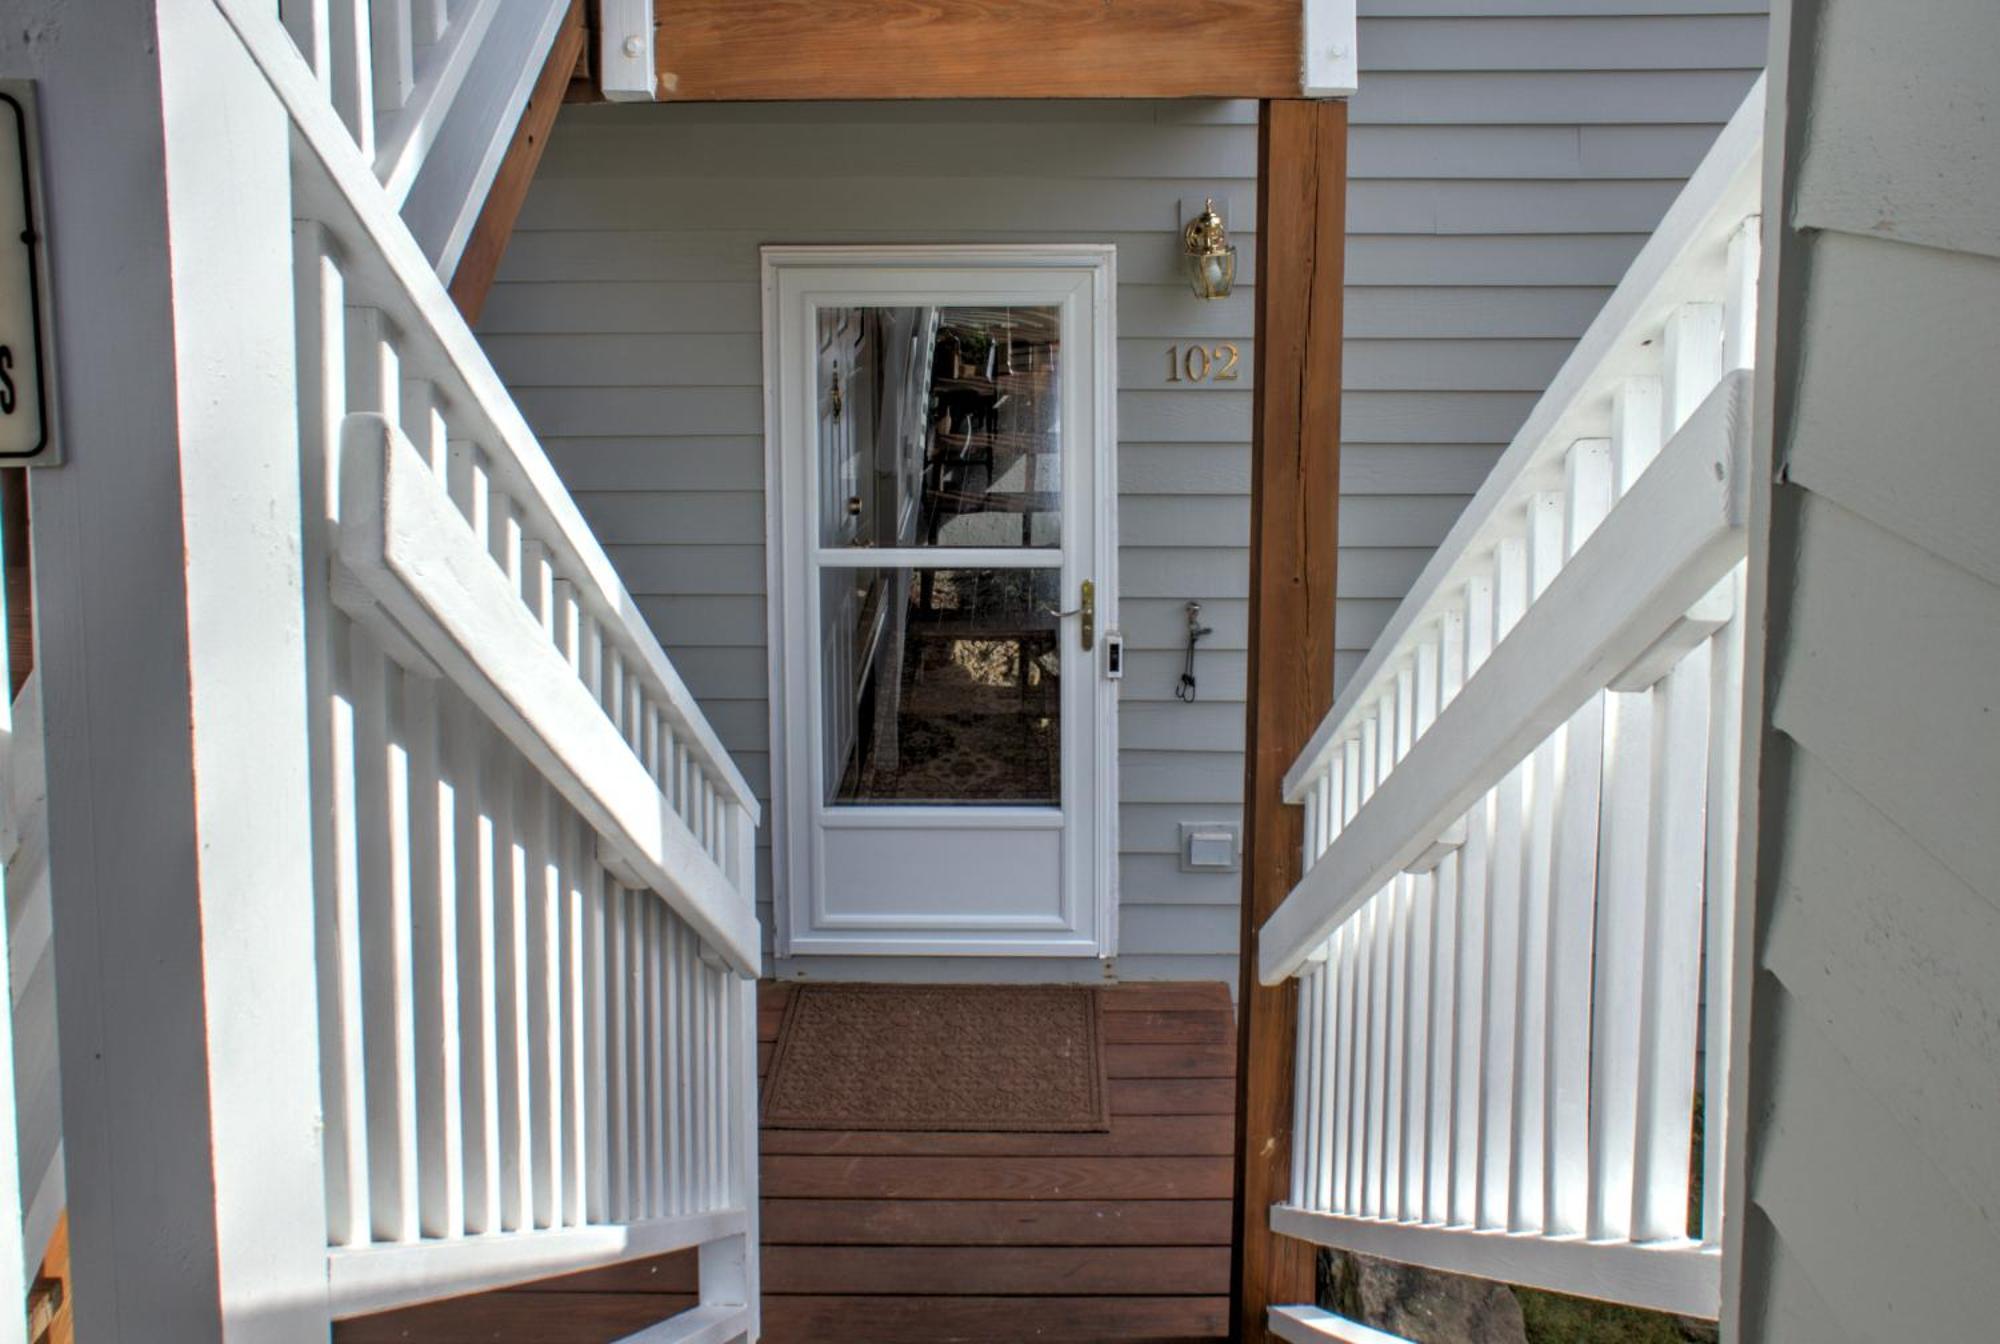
(1042, 579), (1095, 651)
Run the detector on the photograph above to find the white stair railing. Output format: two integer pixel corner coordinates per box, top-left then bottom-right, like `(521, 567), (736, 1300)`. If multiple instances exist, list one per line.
(279, 0), (574, 275)
(3, 674), (58, 1299)
(1257, 81), (1765, 1322)
(212, 3), (761, 1335)
(0, 655), (33, 1344)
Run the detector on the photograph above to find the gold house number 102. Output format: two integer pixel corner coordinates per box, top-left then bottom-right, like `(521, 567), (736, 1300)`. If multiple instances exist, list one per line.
(1166, 343), (1241, 384)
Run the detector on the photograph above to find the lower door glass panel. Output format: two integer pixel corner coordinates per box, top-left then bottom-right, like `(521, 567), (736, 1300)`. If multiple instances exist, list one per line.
(821, 567), (1061, 806)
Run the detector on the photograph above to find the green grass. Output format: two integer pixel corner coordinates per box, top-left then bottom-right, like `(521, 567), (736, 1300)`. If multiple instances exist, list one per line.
(1514, 1288), (1717, 1344)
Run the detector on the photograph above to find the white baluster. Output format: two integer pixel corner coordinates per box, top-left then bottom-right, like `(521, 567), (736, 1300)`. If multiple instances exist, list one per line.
(1403, 861), (1432, 1222)
(606, 886), (631, 1223)
(1450, 575), (1493, 1230)
(446, 440), (489, 541)
(1610, 377), (1663, 496)
(562, 810), (588, 1228)
(1633, 645), (1711, 1241)
(1662, 303), (1724, 440)
(405, 669), (462, 1241)
(1724, 217), (1761, 374)
(1480, 537), (1527, 1231)
(1513, 492), (1566, 1234)
(358, 625), (419, 1243)
(329, 0), (378, 158)
(458, 707), (502, 1237)
(490, 491), (524, 600)
(583, 866), (610, 1225)
(411, 0), (449, 45)
(1292, 961), (1314, 1209)
(372, 0), (416, 113)
(284, 0), (336, 94)
(1315, 943), (1339, 1214)
(1364, 894), (1390, 1220)
(1426, 609), (1465, 1224)
(1700, 566), (1748, 1245)
(642, 898), (663, 1220)
(1334, 919), (1360, 1213)
(1546, 441), (1613, 1238)
(553, 580), (582, 672)
(523, 540), (555, 634)
(525, 776), (559, 1229)
(400, 377), (450, 478)
(499, 746), (533, 1232)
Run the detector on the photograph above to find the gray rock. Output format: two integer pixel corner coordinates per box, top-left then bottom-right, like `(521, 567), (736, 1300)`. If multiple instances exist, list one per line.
(1320, 1250), (1529, 1344)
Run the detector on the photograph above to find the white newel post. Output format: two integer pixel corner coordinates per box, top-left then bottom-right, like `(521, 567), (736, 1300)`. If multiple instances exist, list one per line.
(8, 0), (331, 1338)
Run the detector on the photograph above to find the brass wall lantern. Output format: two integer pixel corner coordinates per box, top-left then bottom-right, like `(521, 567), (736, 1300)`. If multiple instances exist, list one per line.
(1182, 197), (1236, 300)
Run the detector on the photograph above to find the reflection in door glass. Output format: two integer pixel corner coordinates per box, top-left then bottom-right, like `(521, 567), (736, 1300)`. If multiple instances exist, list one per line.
(818, 306), (1061, 551)
(822, 568), (1061, 806)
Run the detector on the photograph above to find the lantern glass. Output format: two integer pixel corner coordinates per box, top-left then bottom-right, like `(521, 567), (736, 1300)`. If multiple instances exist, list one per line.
(1185, 244), (1236, 300)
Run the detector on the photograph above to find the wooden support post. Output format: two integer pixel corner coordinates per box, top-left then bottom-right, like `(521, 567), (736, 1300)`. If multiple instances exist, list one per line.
(1233, 97), (1347, 1342)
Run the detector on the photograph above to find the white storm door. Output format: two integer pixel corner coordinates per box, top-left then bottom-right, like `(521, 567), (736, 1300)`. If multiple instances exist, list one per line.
(764, 247), (1118, 957)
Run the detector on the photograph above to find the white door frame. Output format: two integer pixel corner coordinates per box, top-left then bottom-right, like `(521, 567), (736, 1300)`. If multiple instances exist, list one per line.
(761, 245), (1119, 959)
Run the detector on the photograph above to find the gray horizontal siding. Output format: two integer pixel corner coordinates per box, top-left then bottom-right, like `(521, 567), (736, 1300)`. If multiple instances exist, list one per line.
(485, 8), (1763, 982)
(1740, 2), (1998, 1336)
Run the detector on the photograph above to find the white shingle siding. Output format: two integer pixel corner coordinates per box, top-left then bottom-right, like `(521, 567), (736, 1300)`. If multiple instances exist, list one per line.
(1735, 0), (2000, 1336)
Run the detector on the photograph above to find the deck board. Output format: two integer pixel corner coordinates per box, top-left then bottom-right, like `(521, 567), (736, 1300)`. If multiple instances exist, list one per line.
(332, 981), (1236, 1343)
(755, 981), (1236, 1342)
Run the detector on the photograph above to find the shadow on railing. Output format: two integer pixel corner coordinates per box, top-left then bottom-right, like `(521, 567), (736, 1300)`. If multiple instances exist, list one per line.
(1258, 79), (1767, 1322)
(214, 2), (762, 1336)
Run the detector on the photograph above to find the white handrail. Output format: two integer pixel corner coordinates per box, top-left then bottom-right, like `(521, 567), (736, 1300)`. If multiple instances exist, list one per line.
(338, 415), (760, 973)
(224, 0), (758, 828)
(1282, 78), (1766, 805)
(2, 675), (59, 1290)
(213, 1), (762, 1329)
(1262, 80), (1766, 1321)
(1259, 372), (1750, 983)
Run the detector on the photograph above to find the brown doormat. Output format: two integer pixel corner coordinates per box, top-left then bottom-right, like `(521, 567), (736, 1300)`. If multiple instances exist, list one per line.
(762, 983), (1110, 1132)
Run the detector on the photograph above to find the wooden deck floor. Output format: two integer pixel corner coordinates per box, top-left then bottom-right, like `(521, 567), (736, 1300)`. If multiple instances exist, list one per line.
(335, 980), (1235, 1343)
(755, 980), (1235, 1342)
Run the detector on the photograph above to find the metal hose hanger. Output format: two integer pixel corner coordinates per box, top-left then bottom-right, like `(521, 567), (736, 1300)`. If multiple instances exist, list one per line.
(1176, 601), (1213, 703)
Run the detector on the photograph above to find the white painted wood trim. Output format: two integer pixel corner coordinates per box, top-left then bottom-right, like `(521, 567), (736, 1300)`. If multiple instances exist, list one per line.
(599, 0), (656, 102)
(337, 415), (760, 975)
(812, 546), (1061, 570)
(373, 0), (505, 202)
(0, 485), (28, 1343)
(1301, 0), (1359, 98)
(609, 1304), (756, 1344)
(1270, 1206), (1720, 1320)
(1270, 1305), (1415, 1344)
(760, 244), (1120, 961)
(211, 0), (759, 825)
(1261, 371), (1752, 983)
(1283, 78), (1766, 803)
(327, 1208), (748, 1318)
(424, 0), (572, 278)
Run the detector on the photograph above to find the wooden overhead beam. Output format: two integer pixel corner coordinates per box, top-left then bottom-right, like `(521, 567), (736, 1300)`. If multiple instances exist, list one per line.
(1233, 97), (1346, 1342)
(650, 0), (1306, 100)
(447, 0), (587, 324)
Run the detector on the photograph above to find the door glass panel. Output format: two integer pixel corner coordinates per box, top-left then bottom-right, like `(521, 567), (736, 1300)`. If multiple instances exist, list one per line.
(822, 567), (1061, 806)
(818, 305), (1061, 551)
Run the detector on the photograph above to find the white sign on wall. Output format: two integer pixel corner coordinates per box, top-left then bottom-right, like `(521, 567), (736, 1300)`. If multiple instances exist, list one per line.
(0, 86), (52, 464)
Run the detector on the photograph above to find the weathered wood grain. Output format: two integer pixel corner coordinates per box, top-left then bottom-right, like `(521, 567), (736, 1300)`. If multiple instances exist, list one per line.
(652, 0), (1302, 101)
(762, 1196), (1234, 1247)
(1233, 97), (1346, 1341)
